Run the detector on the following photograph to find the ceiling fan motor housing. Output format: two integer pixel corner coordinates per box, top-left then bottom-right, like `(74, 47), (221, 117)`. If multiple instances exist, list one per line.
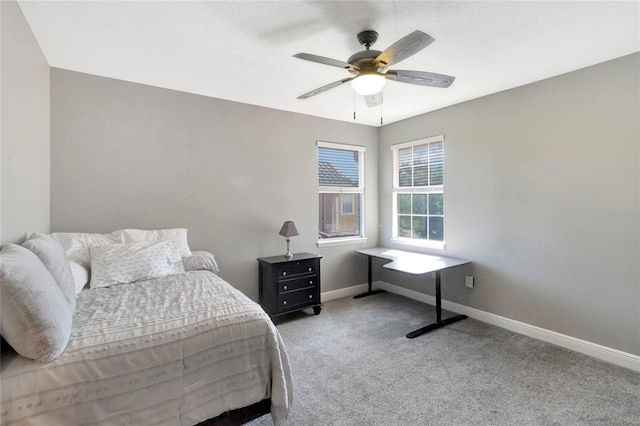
(348, 50), (382, 70)
(347, 30), (382, 74)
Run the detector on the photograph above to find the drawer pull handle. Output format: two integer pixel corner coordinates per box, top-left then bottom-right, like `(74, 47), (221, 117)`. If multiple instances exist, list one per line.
(283, 285), (288, 290)
(308, 295), (313, 299)
(308, 267), (312, 271)
(283, 301), (287, 305)
(309, 280), (313, 284)
(282, 272), (287, 276)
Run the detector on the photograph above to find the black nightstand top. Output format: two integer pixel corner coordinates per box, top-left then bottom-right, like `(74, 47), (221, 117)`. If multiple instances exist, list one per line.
(257, 252), (322, 265)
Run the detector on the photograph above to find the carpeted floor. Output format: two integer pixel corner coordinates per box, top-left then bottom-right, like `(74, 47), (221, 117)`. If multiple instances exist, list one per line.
(248, 292), (639, 426)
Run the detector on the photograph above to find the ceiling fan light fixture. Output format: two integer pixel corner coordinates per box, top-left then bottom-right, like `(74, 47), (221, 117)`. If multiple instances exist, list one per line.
(351, 73), (386, 96)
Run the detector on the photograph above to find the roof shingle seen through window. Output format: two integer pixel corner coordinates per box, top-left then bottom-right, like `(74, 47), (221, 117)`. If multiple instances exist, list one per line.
(318, 161), (357, 187)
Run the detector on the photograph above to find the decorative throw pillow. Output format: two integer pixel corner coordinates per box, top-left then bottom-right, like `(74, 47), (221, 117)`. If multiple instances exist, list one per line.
(69, 261), (89, 294)
(49, 232), (119, 269)
(89, 240), (185, 288)
(21, 232), (76, 311)
(182, 250), (220, 274)
(0, 244), (73, 363)
(112, 228), (193, 257)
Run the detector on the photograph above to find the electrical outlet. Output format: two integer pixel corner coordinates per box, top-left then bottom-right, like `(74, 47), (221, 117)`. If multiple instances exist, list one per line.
(465, 275), (475, 288)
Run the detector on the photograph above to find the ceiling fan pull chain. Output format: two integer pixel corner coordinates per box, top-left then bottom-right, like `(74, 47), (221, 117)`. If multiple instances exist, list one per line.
(353, 91), (356, 120)
(380, 102), (383, 125)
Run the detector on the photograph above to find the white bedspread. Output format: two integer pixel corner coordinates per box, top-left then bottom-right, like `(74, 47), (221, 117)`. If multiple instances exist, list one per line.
(1, 271), (292, 426)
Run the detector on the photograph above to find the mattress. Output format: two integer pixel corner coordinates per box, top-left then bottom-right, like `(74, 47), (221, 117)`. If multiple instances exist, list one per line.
(0, 270), (292, 425)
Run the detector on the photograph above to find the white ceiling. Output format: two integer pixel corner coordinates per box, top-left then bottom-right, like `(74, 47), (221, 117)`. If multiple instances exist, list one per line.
(18, 1), (640, 127)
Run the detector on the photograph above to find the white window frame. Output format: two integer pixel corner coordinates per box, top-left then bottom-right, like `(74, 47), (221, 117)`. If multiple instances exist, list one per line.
(391, 135), (445, 250)
(317, 141), (366, 247)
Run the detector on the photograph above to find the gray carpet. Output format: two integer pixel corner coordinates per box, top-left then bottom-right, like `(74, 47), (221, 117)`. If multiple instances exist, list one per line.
(248, 292), (639, 426)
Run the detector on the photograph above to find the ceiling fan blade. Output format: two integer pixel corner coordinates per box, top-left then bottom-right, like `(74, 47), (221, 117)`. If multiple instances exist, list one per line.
(375, 30), (435, 70)
(297, 78), (354, 99)
(386, 70), (455, 88)
(293, 53), (359, 72)
(364, 92), (383, 108)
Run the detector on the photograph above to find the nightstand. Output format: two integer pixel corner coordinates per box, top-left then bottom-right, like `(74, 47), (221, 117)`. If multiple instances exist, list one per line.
(257, 253), (322, 317)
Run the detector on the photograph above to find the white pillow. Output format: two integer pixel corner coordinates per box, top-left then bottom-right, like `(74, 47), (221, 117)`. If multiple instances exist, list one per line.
(89, 240), (185, 288)
(21, 232), (76, 311)
(112, 228), (193, 257)
(49, 232), (119, 269)
(0, 244), (73, 363)
(182, 250), (220, 274)
(69, 261), (89, 294)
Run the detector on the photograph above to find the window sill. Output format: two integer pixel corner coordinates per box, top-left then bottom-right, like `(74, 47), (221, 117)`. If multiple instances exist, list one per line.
(390, 237), (446, 251)
(317, 237), (367, 248)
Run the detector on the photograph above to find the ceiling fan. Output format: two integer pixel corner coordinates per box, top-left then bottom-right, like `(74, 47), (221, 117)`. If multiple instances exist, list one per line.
(293, 30), (455, 107)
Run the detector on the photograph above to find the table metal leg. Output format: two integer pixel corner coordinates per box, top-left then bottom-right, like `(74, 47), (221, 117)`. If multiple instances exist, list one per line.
(353, 255), (385, 299)
(405, 271), (467, 338)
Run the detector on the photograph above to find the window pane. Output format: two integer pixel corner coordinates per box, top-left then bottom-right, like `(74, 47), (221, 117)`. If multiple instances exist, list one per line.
(428, 142), (443, 185)
(318, 147), (359, 187)
(429, 194), (443, 215)
(413, 144), (428, 165)
(413, 165), (428, 186)
(412, 194), (428, 215)
(398, 194), (411, 214)
(428, 141), (443, 158)
(429, 217), (444, 241)
(342, 195), (354, 214)
(398, 148), (412, 167)
(398, 216), (412, 238)
(319, 193), (361, 239)
(429, 163), (443, 185)
(399, 167), (412, 187)
(412, 216), (427, 239)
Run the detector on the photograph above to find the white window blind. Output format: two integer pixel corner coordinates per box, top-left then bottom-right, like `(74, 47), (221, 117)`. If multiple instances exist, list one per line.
(318, 141), (365, 193)
(394, 137), (443, 190)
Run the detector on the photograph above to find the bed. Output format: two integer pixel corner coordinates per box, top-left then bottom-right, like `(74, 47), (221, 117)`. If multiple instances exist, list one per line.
(0, 230), (292, 426)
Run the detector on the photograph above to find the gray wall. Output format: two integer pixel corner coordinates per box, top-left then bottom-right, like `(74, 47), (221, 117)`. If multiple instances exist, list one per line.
(50, 69), (379, 300)
(378, 53), (640, 355)
(1, 0), (50, 245)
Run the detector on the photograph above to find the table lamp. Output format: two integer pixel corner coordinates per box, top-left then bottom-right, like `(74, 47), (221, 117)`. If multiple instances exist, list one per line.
(279, 221), (299, 260)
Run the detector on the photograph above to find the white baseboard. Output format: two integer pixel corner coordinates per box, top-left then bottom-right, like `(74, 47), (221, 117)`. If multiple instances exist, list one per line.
(334, 281), (640, 372)
(321, 283), (369, 302)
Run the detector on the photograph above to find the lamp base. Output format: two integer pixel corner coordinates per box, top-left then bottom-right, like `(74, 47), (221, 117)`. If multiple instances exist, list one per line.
(284, 238), (293, 260)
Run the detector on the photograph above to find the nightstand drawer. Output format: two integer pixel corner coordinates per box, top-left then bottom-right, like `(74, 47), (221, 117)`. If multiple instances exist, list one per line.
(279, 290), (318, 311)
(279, 276), (317, 293)
(275, 262), (317, 279)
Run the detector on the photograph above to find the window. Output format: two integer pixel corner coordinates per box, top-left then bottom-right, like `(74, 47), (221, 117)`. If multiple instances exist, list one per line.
(317, 141), (365, 244)
(341, 194), (355, 215)
(391, 135), (444, 247)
